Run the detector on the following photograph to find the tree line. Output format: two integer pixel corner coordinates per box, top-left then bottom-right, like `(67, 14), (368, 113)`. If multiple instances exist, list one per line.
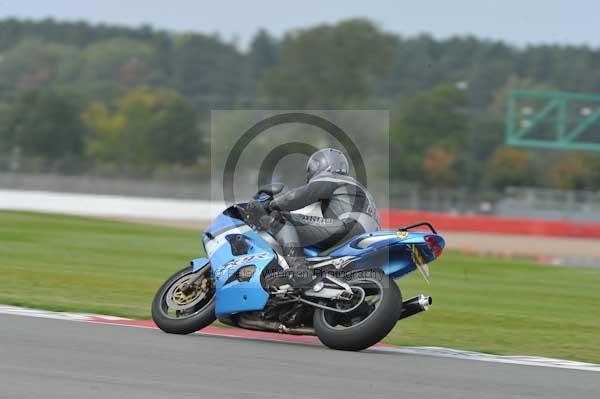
(0, 18), (599, 190)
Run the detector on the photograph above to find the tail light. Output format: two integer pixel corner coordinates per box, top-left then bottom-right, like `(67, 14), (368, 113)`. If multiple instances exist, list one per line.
(425, 235), (443, 257)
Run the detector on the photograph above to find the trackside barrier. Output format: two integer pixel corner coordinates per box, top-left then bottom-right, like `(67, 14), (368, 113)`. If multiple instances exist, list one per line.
(380, 210), (600, 239)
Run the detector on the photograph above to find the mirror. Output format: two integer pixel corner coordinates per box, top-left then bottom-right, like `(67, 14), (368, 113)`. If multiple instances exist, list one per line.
(255, 182), (284, 198)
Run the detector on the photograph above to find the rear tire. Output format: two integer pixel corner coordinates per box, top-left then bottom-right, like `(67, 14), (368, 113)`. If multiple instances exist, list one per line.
(151, 265), (216, 335)
(313, 270), (402, 351)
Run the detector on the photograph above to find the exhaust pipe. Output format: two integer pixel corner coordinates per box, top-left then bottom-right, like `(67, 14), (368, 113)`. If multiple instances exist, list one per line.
(398, 294), (432, 320)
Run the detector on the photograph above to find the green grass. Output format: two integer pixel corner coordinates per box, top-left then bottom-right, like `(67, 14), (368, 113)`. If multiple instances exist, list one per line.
(1, 211), (599, 363)
(0, 211), (200, 318)
(389, 252), (600, 363)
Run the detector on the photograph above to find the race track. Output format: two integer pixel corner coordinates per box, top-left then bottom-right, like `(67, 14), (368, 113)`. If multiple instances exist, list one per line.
(1, 313), (598, 399)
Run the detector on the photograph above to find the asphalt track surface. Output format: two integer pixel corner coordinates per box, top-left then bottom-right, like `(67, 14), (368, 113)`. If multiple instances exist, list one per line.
(2, 314), (599, 399)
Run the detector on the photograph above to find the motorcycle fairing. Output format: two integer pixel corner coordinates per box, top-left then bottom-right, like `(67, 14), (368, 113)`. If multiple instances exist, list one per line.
(204, 212), (246, 239)
(191, 257), (209, 272)
(201, 209), (274, 317)
(309, 230), (445, 279)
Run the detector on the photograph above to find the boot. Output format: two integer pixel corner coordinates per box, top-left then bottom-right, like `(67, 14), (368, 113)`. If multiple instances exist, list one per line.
(287, 260), (314, 289)
(284, 247), (314, 289)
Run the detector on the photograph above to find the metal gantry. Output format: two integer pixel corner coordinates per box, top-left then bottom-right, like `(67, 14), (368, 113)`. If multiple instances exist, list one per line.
(506, 90), (600, 151)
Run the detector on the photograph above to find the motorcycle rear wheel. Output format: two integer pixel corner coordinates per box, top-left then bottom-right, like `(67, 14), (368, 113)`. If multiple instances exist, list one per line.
(313, 270), (402, 351)
(151, 265), (216, 334)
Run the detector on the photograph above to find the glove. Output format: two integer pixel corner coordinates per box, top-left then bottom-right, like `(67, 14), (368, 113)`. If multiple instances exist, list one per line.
(248, 199), (270, 214)
(245, 200), (271, 229)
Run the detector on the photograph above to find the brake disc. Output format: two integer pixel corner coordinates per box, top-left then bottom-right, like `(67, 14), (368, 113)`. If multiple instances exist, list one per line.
(166, 275), (209, 311)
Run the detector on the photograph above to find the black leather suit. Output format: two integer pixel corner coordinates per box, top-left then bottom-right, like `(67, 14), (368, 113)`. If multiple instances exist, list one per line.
(269, 172), (380, 265)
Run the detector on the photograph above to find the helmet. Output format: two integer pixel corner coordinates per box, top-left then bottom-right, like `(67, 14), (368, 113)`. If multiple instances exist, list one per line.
(306, 148), (349, 182)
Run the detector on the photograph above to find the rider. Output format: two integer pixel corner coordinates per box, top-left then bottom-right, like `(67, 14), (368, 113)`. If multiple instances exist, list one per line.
(260, 148), (380, 288)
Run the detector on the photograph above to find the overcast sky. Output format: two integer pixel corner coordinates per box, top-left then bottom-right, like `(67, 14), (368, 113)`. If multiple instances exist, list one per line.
(0, 0), (596, 49)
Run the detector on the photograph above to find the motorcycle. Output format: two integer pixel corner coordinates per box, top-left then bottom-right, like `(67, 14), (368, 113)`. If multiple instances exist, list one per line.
(151, 183), (445, 351)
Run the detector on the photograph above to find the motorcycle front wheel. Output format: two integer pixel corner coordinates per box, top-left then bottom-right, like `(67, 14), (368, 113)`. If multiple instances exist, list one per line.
(151, 264), (216, 334)
(313, 270), (402, 351)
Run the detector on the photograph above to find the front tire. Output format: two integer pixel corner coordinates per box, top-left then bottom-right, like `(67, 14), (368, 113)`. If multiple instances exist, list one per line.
(313, 270), (402, 351)
(151, 265), (216, 335)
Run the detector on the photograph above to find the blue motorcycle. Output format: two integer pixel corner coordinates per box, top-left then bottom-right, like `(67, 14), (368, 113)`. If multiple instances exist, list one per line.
(152, 183), (445, 351)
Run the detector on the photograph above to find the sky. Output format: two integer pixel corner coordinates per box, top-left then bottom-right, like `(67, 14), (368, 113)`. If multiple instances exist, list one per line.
(0, 0), (597, 49)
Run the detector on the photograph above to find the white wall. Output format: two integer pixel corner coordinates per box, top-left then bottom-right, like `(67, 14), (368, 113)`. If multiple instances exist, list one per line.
(0, 189), (224, 221)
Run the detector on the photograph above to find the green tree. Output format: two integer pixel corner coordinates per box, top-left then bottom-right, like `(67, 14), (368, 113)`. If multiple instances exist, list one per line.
(422, 147), (458, 187)
(82, 87), (201, 168)
(391, 84), (469, 182)
(172, 34), (244, 109)
(485, 147), (535, 189)
(247, 30), (278, 80)
(261, 19), (396, 107)
(548, 153), (591, 190)
(80, 38), (161, 88)
(0, 39), (81, 94)
(0, 89), (85, 160)
(244, 30), (279, 103)
(148, 95), (200, 163)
